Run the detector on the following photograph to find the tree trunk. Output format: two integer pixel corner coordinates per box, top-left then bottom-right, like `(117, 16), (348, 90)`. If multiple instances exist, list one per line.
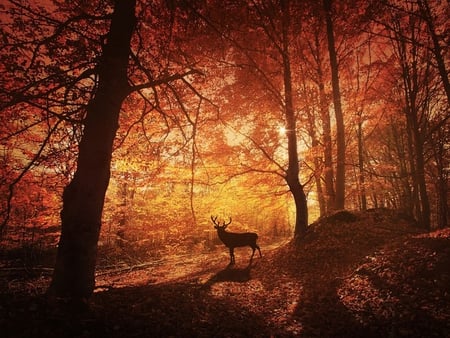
(307, 110), (326, 216)
(357, 117), (367, 211)
(324, 0), (346, 210)
(311, 30), (335, 214)
(281, 0), (308, 237)
(406, 111), (421, 221)
(319, 80), (335, 213)
(433, 128), (448, 228)
(412, 113), (431, 229)
(313, 140), (326, 217)
(48, 0), (136, 300)
(390, 120), (414, 217)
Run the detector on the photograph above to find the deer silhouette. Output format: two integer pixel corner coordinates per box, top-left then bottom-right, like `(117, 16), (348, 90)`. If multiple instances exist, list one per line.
(211, 216), (262, 265)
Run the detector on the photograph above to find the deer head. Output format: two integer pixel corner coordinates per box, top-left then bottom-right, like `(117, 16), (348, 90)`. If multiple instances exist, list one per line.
(211, 215), (232, 231)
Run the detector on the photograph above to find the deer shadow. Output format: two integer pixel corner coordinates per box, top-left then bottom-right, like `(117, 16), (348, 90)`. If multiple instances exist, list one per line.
(201, 261), (256, 290)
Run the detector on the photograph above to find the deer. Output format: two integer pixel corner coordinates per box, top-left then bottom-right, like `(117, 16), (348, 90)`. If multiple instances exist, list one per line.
(211, 215), (262, 265)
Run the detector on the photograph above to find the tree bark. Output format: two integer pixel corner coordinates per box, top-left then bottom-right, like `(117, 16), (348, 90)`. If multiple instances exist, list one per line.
(313, 30), (336, 213)
(411, 111), (431, 229)
(305, 101), (325, 216)
(391, 120), (413, 216)
(319, 79), (335, 213)
(324, 0), (346, 210)
(433, 127), (448, 228)
(357, 117), (367, 211)
(312, 133), (326, 217)
(48, 0), (136, 300)
(281, 0), (308, 237)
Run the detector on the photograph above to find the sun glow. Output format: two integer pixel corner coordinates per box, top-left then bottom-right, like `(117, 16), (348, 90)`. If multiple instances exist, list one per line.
(278, 126), (287, 136)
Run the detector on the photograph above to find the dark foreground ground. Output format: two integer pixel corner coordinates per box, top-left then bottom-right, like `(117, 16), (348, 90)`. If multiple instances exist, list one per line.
(1, 209), (449, 337)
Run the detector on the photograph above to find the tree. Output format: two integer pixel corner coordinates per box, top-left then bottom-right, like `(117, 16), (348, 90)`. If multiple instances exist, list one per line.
(323, 0), (346, 210)
(190, 0), (309, 236)
(48, 0), (203, 299)
(47, 0), (138, 299)
(297, 2), (335, 215)
(280, 0), (308, 236)
(388, 3), (431, 229)
(0, 0), (200, 300)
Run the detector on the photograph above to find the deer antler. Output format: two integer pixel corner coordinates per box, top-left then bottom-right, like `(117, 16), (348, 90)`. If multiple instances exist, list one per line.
(222, 217), (232, 227)
(211, 215), (219, 226)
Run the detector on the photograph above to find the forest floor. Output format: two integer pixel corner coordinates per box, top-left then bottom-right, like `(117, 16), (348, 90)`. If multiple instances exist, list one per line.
(1, 209), (450, 337)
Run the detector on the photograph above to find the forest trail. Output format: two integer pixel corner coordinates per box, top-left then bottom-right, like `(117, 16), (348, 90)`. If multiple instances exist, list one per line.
(1, 209), (449, 337)
(95, 238), (288, 290)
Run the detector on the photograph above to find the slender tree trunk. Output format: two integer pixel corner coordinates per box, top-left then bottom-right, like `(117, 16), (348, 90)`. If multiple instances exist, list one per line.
(412, 113), (431, 229)
(189, 122), (198, 227)
(281, 0), (308, 237)
(313, 139), (326, 217)
(48, 0), (136, 300)
(324, 0), (346, 210)
(406, 111), (421, 221)
(315, 168), (326, 217)
(305, 104), (326, 216)
(434, 128), (448, 228)
(313, 32), (335, 213)
(357, 117), (367, 211)
(391, 120), (413, 216)
(318, 72), (335, 213)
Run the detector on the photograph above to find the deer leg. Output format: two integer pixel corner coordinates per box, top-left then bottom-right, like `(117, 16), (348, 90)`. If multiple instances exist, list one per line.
(250, 246), (256, 261)
(229, 247), (235, 265)
(256, 244), (262, 257)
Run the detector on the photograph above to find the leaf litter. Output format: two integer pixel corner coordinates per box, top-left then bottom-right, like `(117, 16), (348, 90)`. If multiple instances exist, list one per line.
(1, 209), (449, 337)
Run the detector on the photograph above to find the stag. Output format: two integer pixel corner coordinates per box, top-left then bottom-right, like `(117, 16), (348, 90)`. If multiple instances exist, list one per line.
(211, 216), (262, 265)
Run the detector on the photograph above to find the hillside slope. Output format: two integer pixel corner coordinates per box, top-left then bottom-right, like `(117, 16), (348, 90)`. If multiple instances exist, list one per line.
(255, 209), (450, 336)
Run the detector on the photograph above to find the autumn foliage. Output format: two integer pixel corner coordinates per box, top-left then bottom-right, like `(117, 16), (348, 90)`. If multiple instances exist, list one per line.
(0, 0), (448, 319)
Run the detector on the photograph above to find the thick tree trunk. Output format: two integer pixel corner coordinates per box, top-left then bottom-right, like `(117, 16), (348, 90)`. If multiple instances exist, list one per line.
(288, 172), (308, 238)
(324, 0), (346, 210)
(48, 0), (136, 300)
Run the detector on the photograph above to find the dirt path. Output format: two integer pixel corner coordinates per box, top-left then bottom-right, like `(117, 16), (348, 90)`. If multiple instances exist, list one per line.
(95, 238), (289, 290)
